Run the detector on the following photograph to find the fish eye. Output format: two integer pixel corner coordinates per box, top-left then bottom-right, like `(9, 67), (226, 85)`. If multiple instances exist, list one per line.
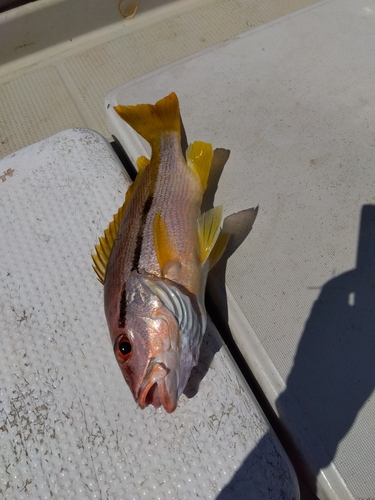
(115, 335), (132, 362)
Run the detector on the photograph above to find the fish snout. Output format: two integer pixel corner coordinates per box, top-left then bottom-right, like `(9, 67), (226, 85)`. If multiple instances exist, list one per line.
(138, 361), (178, 413)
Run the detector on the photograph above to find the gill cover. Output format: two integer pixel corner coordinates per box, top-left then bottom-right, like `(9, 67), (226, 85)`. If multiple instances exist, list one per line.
(140, 276), (206, 394)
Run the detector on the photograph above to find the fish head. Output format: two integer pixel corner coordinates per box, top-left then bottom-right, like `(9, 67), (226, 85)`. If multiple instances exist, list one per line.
(113, 313), (179, 413)
(108, 271), (205, 413)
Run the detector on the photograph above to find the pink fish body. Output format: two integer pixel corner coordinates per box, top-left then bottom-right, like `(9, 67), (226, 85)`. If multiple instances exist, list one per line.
(93, 93), (228, 412)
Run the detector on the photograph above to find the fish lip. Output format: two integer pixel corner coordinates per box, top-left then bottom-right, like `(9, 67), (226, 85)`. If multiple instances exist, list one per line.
(137, 361), (177, 413)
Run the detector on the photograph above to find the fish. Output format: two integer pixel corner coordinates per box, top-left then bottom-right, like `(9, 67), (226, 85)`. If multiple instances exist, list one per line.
(92, 92), (229, 413)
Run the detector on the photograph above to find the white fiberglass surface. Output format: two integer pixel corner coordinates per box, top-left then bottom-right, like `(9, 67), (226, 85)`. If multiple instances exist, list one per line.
(0, 129), (298, 499)
(105, 1), (375, 498)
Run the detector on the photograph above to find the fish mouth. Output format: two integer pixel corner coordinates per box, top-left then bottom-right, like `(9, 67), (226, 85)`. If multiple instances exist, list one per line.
(138, 361), (177, 413)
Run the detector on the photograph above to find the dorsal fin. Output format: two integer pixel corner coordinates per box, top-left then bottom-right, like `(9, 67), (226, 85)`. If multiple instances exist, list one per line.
(123, 154), (149, 207)
(92, 155), (150, 284)
(197, 206), (224, 264)
(186, 141), (213, 191)
(114, 92), (181, 149)
(136, 155), (149, 172)
(92, 201), (126, 284)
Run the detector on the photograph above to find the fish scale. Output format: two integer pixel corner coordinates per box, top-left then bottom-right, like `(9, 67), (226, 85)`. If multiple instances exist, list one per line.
(144, 145), (202, 285)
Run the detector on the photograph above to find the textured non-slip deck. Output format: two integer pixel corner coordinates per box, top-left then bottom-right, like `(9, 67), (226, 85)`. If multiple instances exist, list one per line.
(0, 0), (320, 159)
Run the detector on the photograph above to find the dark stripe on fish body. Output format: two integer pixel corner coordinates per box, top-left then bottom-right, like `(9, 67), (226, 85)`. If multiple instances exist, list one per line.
(118, 286), (127, 328)
(131, 195), (154, 272)
(115, 160), (158, 329)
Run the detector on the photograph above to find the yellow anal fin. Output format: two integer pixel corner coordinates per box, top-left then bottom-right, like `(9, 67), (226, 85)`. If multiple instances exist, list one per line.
(186, 141), (213, 191)
(153, 211), (180, 275)
(208, 232), (229, 270)
(198, 206), (223, 264)
(91, 201), (126, 284)
(114, 93), (181, 149)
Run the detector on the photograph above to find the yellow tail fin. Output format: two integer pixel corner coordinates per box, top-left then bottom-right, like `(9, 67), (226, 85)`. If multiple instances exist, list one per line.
(114, 92), (181, 148)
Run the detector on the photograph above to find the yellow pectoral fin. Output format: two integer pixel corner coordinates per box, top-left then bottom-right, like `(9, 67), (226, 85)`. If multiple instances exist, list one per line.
(92, 200), (126, 284)
(186, 141), (213, 191)
(198, 206), (224, 264)
(153, 212), (181, 275)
